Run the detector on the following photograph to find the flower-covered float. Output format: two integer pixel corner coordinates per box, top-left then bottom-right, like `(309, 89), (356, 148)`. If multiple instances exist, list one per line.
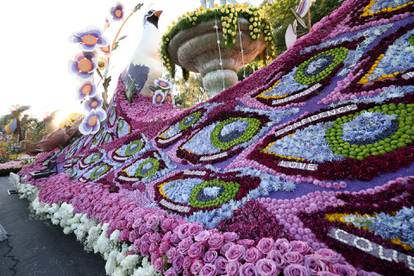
(11, 0), (414, 275)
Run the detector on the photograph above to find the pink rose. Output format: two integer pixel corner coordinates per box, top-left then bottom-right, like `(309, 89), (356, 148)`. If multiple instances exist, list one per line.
(166, 247), (178, 262)
(177, 237), (193, 255)
(290, 241), (311, 254)
(214, 256), (228, 274)
(188, 223), (203, 236)
(220, 241), (235, 255)
(244, 247), (262, 263)
(172, 254), (184, 273)
(175, 223), (190, 240)
(159, 241), (171, 255)
(225, 244), (246, 261)
(170, 232), (181, 244)
(195, 230), (211, 242)
(149, 242), (159, 255)
(223, 232), (239, 242)
(283, 264), (310, 276)
(153, 257), (164, 272)
(208, 233), (224, 250)
(267, 250), (285, 268)
(203, 250), (218, 263)
(256, 258), (279, 276)
(161, 218), (176, 232)
(149, 232), (161, 243)
(316, 248), (341, 264)
(238, 239), (256, 247)
(257, 238), (274, 254)
(240, 263), (259, 276)
(183, 256), (193, 270)
(274, 238), (292, 254)
(283, 251), (304, 264)
(200, 263), (217, 276)
(304, 255), (329, 274)
(145, 214), (160, 230)
(333, 263), (357, 276)
(226, 261), (240, 276)
(164, 267), (178, 276)
(188, 241), (205, 258)
(190, 259), (204, 275)
(318, 272), (340, 276)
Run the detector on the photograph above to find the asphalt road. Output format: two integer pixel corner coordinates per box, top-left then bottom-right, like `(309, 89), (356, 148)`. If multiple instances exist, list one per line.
(0, 176), (106, 276)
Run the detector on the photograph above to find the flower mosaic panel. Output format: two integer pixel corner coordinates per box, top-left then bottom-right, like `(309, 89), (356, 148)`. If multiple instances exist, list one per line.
(19, 1), (414, 275)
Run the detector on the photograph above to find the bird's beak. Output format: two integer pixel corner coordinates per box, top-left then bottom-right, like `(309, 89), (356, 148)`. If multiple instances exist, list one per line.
(154, 10), (163, 18)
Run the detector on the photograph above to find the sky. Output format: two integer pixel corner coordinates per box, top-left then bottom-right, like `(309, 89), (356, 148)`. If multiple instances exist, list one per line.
(0, 0), (262, 125)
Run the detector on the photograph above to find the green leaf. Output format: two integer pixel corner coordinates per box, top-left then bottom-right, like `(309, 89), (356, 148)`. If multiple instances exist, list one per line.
(133, 3), (144, 12)
(118, 35), (128, 41)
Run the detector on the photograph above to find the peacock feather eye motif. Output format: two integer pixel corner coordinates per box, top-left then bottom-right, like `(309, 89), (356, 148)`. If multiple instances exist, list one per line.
(155, 170), (260, 214)
(156, 109), (205, 148)
(295, 47), (349, 85)
(116, 118), (131, 138)
(115, 151), (170, 189)
(361, 0), (414, 17)
(251, 100), (414, 180)
(79, 162), (112, 183)
(255, 45), (351, 107)
(79, 151), (103, 169)
(112, 137), (146, 162)
(178, 112), (268, 164)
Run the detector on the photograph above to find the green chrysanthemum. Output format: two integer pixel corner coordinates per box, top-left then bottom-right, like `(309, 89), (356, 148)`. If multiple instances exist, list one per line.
(189, 180), (240, 208)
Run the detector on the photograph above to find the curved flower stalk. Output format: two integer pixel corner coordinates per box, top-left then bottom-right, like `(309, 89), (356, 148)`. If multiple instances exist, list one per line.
(71, 2), (144, 135)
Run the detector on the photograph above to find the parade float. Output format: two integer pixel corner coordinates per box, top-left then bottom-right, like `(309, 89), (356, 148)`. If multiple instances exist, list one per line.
(10, 0), (414, 275)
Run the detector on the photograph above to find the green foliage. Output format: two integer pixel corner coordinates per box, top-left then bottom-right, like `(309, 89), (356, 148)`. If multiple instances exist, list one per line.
(237, 60), (266, 80)
(261, 0), (343, 54)
(174, 74), (208, 108)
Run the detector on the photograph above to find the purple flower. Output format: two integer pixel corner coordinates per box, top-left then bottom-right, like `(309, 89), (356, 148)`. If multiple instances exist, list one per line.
(225, 261), (240, 276)
(283, 264), (310, 276)
(188, 223), (203, 236)
(84, 96), (103, 111)
(304, 255), (329, 274)
(155, 78), (172, 90)
(200, 263), (217, 276)
(110, 4), (124, 21)
(256, 258), (279, 276)
(166, 247), (178, 262)
(244, 247), (262, 263)
(203, 250), (218, 263)
(176, 223), (190, 240)
(257, 238), (274, 254)
(190, 259), (204, 275)
(274, 238), (292, 254)
(333, 263), (357, 276)
(164, 267), (178, 276)
(172, 254), (184, 272)
(214, 256), (228, 274)
(290, 240), (311, 254)
(188, 241), (205, 258)
(73, 29), (106, 51)
(208, 233), (224, 250)
(225, 244), (246, 261)
(283, 251), (304, 264)
(79, 108), (106, 135)
(315, 248), (341, 264)
(71, 52), (96, 78)
(78, 81), (96, 99)
(177, 237), (193, 255)
(240, 262), (259, 276)
(223, 232), (239, 242)
(266, 250), (285, 268)
(195, 230), (211, 242)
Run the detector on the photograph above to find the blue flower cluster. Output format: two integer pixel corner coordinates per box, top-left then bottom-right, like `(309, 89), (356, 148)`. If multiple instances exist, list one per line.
(267, 122), (343, 163)
(342, 112), (398, 145)
(370, 0), (413, 13)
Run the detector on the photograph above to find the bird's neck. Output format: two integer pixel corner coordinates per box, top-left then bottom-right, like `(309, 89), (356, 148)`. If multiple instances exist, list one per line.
(131, 24), (161, 64)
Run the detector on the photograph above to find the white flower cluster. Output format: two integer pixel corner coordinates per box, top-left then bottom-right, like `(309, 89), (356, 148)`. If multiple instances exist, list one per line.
(9, 173), (158, 276)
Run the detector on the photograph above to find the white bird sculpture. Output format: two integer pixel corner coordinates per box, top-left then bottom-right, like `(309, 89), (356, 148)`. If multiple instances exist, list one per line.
(122, 9), (163, 101)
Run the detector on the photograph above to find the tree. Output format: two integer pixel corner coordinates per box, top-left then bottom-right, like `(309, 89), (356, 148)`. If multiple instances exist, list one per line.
(174, 74), (208, 108)
(261, 0), (343, 54)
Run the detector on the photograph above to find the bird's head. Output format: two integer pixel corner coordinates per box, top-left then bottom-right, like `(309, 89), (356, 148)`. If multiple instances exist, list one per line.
(144, 9), (163, 29)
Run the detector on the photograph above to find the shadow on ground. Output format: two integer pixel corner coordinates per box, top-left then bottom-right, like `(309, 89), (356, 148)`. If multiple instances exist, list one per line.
(0, 176), (106, 276)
